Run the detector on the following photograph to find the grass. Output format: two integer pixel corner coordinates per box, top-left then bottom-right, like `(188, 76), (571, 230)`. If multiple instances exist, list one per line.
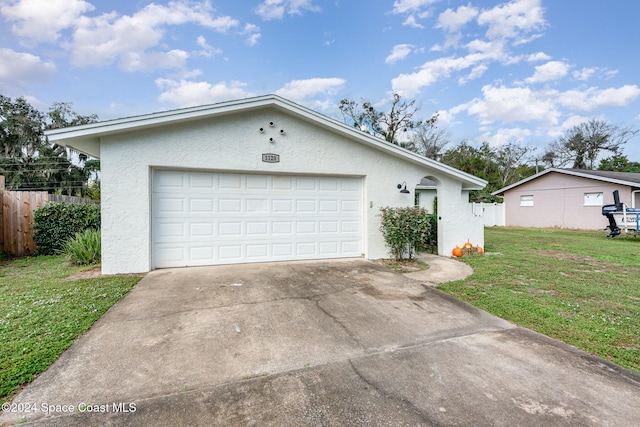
(0, 256), (141, 404)
(437, 227), (640, 373)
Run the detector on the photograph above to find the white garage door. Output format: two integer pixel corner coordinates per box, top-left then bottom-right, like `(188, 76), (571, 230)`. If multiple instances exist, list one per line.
(152, 170), (363, 268)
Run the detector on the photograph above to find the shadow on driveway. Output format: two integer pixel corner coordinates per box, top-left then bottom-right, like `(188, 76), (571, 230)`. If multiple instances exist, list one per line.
(2, 259), (640, 426)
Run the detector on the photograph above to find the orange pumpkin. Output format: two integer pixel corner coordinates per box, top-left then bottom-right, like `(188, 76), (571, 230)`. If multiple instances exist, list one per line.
(464, 241), (473, 249)
(477, 246), (484, 254)
(452, 246), (463, 257)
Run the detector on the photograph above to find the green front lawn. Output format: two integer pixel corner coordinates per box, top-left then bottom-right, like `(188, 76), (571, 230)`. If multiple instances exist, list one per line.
(0, 256), (141, 404)
(438, 227), (640, 373)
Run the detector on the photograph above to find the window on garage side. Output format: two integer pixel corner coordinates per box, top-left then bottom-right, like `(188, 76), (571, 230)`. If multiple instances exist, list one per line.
(584, 192), (603, 206)
(520, 195), (534, 207)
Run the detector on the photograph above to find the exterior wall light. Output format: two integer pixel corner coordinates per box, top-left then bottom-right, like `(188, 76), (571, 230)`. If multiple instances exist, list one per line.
(397, 182), (410, 194)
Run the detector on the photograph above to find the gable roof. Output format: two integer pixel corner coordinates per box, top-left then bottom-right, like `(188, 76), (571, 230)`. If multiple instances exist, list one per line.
(46, 94), (487, 190)
(493, 168), (640, 195)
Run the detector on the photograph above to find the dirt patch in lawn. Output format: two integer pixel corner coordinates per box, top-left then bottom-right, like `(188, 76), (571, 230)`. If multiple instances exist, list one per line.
(532, 249), (635, 274)
(534, 250), (602, 263)
(64, 266), (103, 281)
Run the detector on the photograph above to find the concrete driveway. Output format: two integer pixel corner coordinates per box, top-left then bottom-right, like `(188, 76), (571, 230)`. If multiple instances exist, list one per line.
(2, 258), (640, 426)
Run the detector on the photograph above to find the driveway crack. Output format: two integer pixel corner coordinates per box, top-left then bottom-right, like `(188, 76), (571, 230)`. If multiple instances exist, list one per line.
(348, 359), (432, 424)
(313, 297), (366, 350)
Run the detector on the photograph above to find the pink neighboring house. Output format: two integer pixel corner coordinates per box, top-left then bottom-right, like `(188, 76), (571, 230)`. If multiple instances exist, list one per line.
(493, 168), (640, 230)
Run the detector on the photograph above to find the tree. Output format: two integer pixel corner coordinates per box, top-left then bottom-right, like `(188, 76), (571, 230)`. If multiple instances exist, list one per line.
(338, 93), (437, 147)
(493, 140), (534, 187)
(47, 101), (98, 130)
(408, 120), (451, 160)
(543, 119), (638, 169)
(598, 154), (640, 172)
(0, 95), (99, 195)
(439, 139), (536, 202)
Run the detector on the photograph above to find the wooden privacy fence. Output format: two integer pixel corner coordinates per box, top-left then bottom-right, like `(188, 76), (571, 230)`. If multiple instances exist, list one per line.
(0, 176), (98, 256)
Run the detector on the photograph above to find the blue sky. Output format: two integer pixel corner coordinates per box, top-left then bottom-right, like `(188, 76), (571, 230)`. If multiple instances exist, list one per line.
(2, 0), (640, 163)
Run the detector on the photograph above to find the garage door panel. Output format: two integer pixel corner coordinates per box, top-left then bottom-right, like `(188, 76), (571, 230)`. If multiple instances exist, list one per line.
(218, 174), (242, 189)
(189, 198), (215, 213)
(153, 171), (363, 268)
(190, 222), (215, 238)
(155, 197), (186, 214)
(189, 173), (215, 189)
(155, 170), (186, 188)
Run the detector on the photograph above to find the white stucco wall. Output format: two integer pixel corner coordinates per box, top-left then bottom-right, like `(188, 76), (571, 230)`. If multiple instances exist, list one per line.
(99, 107), (481, 273)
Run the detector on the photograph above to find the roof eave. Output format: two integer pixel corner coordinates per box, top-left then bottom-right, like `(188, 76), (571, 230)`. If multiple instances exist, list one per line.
(45, 94), (488, 189)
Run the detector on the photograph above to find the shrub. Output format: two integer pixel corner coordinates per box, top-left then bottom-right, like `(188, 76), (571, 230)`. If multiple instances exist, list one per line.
(378, 206), (436, 260)
(62, 229), (101, 265)
(33, 203), (100, 255)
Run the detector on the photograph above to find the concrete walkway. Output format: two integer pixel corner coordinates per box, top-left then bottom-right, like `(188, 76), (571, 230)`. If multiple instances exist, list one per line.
(404, 253), (474, 285)
(2, 257), (640, 426)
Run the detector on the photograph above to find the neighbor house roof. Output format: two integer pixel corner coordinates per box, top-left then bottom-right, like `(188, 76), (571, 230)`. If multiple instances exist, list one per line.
(492, 168), (640, 195)
(46, 94), (487, 190)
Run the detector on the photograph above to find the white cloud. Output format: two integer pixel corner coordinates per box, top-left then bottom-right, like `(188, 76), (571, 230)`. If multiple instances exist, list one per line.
(196, 36), (223, 57)
(557, 85), (640, 111)
(527, 52), (551, 62)
(464, 84), (561, 126)
(392, 53), (490, 96)
(477, 0), (546, 41)
(385, 44), (414, 64)
(120, 50), (190, 72)
(275, 77), (346, 102)
(156, 78), (255, 107)
(458, 64), (488, 85)
(254, 0), (320, 20)
(547, 115), (591, 138)
(436, 5), (479, 33)
(0, 0), (94, 43)
(454, 83), (640, 143)
(391, 0), (439, 28)
(392, 0), (440, 14)
(573, 67), (598, 81)
(70, 1), (238, 71)
(242, 23), (261, 46)
(0, 48), (56, 90)
(525, 60), (569, 83)
(572, 67), (618, 82)
(402, 14), (425, 29)
(480, 127), (531, 147)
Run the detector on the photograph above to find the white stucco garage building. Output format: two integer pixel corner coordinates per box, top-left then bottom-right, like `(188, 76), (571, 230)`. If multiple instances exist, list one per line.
(46, 95), (486, 274)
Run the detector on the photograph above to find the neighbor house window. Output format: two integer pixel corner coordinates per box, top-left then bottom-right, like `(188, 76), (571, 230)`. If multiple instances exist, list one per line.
(520, 195), (534, 207)
(584, 192), (603, 206)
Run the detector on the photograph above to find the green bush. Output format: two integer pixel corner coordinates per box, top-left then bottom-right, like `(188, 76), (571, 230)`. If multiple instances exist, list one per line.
(62, 229), (101, 265)
(379, 206), (436, 260)
(33, 203), (100, 255)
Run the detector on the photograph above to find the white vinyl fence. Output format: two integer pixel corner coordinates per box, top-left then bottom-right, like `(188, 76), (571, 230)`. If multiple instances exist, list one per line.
(472, 202), (505, 227)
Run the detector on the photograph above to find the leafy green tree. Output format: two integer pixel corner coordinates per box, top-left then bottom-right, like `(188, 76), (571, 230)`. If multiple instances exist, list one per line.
(543, 119), (638, 169)
(598, 154), (640, 172)
(440, 139), (535, 202)
(0, 95), (99, 195)
(47, 101), (98, 130)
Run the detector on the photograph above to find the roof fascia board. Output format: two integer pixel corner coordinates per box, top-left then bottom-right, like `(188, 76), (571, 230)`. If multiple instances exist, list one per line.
(270, 97), (487, 188)
(493, 168), (640, 195)
(45, 94), (487, 189)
